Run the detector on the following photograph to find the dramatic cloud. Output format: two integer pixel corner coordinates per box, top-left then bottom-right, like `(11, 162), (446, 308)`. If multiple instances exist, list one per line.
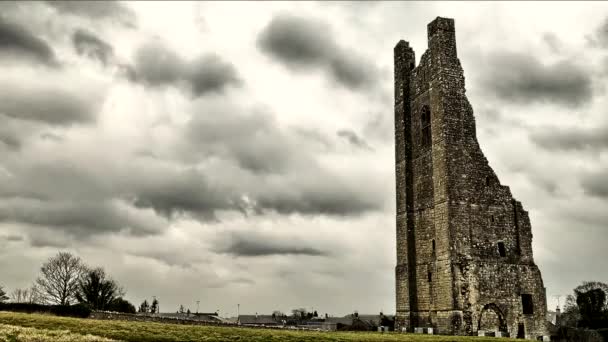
(479, 52), (592, 107)
(72, 29), (114, 66)
(188, 55), (242, 97)
(217, 232), (328, 257)
(0, 198), (166, 238)
(0, 2), (606, 317)
(581, 170), (608, 198)
(133, 42), (241, 97)
(131, 167), (245, 220)
(257, 13), (378, 90)
(44, 0), (136, 27)
(0, 76), (103, 126)
(337, 129), (372, 150)
(178, 99), (385, 216)
(0, 17), (58, 66)
(530, 125), (608, 151)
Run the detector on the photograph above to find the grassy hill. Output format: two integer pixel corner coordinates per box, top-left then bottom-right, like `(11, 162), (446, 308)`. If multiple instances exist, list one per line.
(0, 311), (519, 342)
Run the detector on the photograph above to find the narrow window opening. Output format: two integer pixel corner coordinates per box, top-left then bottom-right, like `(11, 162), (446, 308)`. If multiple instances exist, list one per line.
(491, 215), (495, 223)
(432, 239), (436, 253)
(485, 176), (491, 186)
(428, 271), (432, 282)
(521, 294), (534, 315)
(421, 106), (431, 148)
(498, 242), (506, 257)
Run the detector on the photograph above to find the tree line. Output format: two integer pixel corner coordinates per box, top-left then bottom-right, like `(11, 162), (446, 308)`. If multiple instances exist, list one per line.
(560, 281), (608, 329)
(0, 251), (136, 313)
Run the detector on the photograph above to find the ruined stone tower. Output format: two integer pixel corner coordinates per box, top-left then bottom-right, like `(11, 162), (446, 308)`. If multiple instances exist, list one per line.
(394, 17), (548, 339)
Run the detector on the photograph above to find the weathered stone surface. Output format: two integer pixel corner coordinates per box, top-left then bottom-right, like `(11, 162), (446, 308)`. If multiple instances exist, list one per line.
(394, 17), (548, 340)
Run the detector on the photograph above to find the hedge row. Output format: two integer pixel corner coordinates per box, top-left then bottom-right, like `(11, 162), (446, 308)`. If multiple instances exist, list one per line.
(0, 302), (91, 318)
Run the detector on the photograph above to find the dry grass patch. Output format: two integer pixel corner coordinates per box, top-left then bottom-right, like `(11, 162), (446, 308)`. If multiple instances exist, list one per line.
(0, 323), (117, 342)
(0, 311), (521, 342)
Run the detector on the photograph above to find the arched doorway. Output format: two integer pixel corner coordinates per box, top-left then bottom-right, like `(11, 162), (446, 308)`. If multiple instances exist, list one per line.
(478, 303), (507, 333)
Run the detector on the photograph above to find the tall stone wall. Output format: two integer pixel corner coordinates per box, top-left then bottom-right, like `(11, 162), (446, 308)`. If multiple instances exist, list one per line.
(395, 17), (548, 340)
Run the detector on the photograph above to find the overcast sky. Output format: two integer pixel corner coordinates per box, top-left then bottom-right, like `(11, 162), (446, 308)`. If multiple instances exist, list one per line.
(0, 1), (607, 317)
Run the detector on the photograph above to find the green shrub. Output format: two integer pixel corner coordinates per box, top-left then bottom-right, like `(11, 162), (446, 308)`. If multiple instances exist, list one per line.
(106, 298), (136, 314)
(51, 303), (91, 318)
(0, 302), (91, 318)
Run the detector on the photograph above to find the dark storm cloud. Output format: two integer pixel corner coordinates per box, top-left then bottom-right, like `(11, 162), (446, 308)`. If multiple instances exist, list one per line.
(218, 232), (327, 257)
(257, 14), (333, 66)
(44, 0), (136, 27)
(0, 81), (99, 125)
(72, 29), (114, 66)
(133, 42), (241, 97)
(0, 159), (167, 240)
(0, 198), (164, 238)
(257, 13), (378, 90)
(581, 170), (608, 198)
(133, 43), (183, 85)
(0, 17), (58, 66)
(187, 55), (241, 97)
(480, 52), (592, 107)
(254, 181), (379, 216)
(530, 125), (608, 151)
(131, 168), (245, 220)
(337, 129), (372, 150)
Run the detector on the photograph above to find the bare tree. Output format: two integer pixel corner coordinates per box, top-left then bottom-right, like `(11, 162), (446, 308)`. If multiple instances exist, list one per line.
(35, 251), (86, 305)
(27, 284), (42, 304)
(0, 285), (8, 303)
(10, 288), (29, 303)
(11, 285), (42, 303)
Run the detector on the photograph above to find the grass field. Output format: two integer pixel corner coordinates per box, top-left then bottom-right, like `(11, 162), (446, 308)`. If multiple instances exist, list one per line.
(0, 322), (117, 342)
(0, 311), (519, 342)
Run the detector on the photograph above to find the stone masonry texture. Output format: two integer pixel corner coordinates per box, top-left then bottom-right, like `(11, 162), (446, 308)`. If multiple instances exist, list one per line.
(394, 17), (548, 340)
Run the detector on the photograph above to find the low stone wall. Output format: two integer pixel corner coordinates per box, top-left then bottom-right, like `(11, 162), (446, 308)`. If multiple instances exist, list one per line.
(89, 312), (341, 332)
(89, 311), (236, 327)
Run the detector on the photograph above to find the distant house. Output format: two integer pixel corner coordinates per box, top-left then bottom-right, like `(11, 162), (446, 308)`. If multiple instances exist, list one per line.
(237, 314), (283, 327)
(547, 307), (561, 326)
(324, 316), (353, 327)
